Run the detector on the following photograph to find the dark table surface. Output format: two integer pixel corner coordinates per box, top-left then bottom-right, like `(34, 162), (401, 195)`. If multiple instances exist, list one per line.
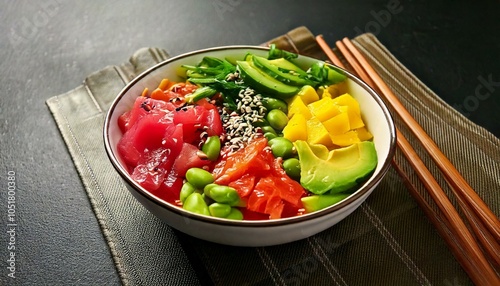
(1, 1), (499, 285)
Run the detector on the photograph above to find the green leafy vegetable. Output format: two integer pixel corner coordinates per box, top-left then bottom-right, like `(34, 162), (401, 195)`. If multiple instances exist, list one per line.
(183, 57), (236, 80)
(304, 62), (347, 86)
(185, 86), (218, 103)
(183, 56), (243, 108)
(267, 44), (299, 60)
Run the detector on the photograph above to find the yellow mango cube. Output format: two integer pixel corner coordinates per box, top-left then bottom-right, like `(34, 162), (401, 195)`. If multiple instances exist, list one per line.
(283, 114), (308, 142)
(307, 97), (341, 122)
(327, 82), (348, 98)
(330, 130), (361, 147)
(322, 112), (351, 136)
(297, 85), (320, 105)
(332, 93), (361, 115)
(288, 96), (312, 120)
(356, 127), (373, 141)
(307, 117), (334, 147)
(318, 87), (332, 98)
(341, 106), (365, 129)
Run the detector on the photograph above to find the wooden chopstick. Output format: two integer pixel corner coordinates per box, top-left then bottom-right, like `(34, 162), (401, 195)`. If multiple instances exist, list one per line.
(341, 37), (500, 242)
(337, 37), (500, 284)
(339, 37), (500, 284)
(315, 35), (500, 285)
(442, 174), (500, 269)
(390, 160), (479, 281)
(338, 37), (500, 264)
(316, 35), (344, 68)
(394, 130), (499, 284)
(317, 35), (484, 273)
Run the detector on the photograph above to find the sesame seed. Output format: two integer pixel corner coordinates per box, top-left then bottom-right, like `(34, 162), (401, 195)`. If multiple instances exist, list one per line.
(219, 86), (269, 152)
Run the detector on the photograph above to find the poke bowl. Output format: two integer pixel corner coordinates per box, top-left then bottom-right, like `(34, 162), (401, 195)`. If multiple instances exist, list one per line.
(103, 45), (396, 247)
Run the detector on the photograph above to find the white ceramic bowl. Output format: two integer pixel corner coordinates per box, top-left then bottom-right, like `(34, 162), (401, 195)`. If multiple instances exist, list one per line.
(104, 46), (396, 247)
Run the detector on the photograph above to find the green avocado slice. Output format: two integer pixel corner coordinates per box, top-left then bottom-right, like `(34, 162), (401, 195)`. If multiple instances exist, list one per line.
(301, 193), (351, 213)
(252, 55), (314, 86)
(237, 60), (299, 99)
(295, 140), (378, 195)
(268, 58), (308, 76)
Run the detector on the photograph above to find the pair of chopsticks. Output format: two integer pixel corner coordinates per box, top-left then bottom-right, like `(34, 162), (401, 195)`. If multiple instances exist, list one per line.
(315, 35), (500, 285)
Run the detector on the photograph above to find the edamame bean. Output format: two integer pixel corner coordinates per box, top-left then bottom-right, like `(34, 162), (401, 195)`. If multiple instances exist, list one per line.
(225, 208), (243, 220)
(208, 203), (232, 218)
(179, 182), (197, 203)
(264, 132), (277, 141)
(261, 125), (277, 135)
(183, 193), (210, 216)
(268, 137), (295, 158)
(266, 109), (288, 131)
(262, 97), (288, 114)
(205, 185), (240, 205)
(283, 158), (301, 180)
(202, 135), (221, 161)
(186, 168), (214, 189)
(203, 183), (218, 197)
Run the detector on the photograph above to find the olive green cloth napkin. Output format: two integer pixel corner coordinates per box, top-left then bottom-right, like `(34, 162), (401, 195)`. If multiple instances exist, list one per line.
(46, 26), (499, 286)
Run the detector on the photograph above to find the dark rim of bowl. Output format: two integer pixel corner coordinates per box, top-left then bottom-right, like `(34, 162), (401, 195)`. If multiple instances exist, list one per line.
(103, 45), (397, 227)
